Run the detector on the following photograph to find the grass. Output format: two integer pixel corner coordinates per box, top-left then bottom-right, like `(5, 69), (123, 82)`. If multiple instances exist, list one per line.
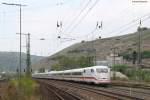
(113, 65), (150, 83)
(3, 76), (40, 100)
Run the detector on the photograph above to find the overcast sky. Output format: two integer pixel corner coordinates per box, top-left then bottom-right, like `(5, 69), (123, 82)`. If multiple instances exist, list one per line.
(0, 0), (150, 56)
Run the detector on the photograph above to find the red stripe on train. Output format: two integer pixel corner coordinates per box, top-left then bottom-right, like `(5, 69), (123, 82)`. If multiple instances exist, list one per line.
(61, 76), (98, 80)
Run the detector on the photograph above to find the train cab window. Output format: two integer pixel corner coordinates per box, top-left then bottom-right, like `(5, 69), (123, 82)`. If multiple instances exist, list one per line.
(96, 68), (108, 73)
(91, 69), (94, 73)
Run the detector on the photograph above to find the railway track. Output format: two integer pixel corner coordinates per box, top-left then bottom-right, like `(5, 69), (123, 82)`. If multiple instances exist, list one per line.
(53, 80), (146, 100)
(36, 79), (149, 100)
(108, 86), (150, 96)
(38, 80), (83, 100)
(112, 81), (150, 89)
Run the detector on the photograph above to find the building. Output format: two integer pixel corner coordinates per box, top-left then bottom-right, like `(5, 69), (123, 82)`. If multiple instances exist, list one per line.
(106, 53), (123, 67)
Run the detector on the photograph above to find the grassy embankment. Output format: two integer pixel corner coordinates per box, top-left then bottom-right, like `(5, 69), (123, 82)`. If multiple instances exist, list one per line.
(2, 76), (41, 100)
(113, 65), (150, 83)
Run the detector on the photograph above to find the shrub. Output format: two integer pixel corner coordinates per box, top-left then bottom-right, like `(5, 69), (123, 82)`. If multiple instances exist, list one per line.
(142, 51), (150, 58)
(124, 68), (150, 82)
(113, 65), (128, 74)
(6, 77), (38, 100)
(51, 55), (94, 70)
(119, 52), (132, 61)
(113, 65), (150, 83)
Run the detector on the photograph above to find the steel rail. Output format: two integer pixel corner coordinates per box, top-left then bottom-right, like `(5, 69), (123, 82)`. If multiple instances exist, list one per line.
(38, 80), (83, 100)
(41, 79), (145, 100)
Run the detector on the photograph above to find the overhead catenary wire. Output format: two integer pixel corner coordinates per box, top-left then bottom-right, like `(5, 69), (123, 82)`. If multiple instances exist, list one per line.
(66, 0), (101, 35)
(58, 9), (150, 44)
(62, 6), (131, 39)
(56, 0), (91, 43)
(71, 13), (150, 43)
(62, 0), (92, 34)
(105, 12), (150, 36)
(61, 0), (86, 29)
(79, 12), (150, 41)
(117, 15), (150, 34)
(59, 0), (101, 42)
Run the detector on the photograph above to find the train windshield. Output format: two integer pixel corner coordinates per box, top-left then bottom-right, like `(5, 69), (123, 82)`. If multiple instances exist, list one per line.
(96, 68), (108, 73)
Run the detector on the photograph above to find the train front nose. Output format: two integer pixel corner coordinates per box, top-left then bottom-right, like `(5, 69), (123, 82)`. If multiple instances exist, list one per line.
(94, 67), (111, 84)
(98, 74), (110, 81)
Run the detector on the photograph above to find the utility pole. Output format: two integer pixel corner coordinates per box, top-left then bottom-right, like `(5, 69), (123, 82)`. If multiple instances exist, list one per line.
(113, 48), (116, 66)
(137, 20), (142, 65)
(111, 47), (118, 67)
(2, 2), (27, 80)
(91, 34), (95, 65)
(132, 0), (148, 66)
(16, 33), (31, 76)
(111, 47), (118, 79)
(26, 33), (31, 76)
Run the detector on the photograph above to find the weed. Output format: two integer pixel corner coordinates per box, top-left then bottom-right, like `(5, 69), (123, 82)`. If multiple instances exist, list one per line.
(4, 76), (39, 100)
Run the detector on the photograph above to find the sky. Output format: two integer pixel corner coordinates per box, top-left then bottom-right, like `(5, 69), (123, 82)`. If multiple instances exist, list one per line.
(0, 0), (150, 56)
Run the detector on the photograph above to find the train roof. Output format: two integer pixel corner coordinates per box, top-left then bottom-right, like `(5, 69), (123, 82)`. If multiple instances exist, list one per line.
(68, 65), (108, 70)
(49, 66), (109, 73)
(32, 72), (48, 75)
(32, 66), (109, 75)
(89, 65), (108, 69)
(50, 71), (64, 74)
(64, 68), (83, 73)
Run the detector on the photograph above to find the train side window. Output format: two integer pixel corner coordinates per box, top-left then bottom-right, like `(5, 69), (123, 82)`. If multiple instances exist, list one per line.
(91, 69), (94, 73)
(64, 73), (70, 75)
(72, 72), (82, 75)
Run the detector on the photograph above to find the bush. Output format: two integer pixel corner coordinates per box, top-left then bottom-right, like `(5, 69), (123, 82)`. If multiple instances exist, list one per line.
(125, 68), (150, 82)
(120, 50), (150, 60)
(142, 51), (150, 58)
(126, 69), (137, 80)
(10, 76), (38, 99)
(51, 55), (94, 70)
(119, 52), (132, 61)
(140, 70), (150, 82)
(113, 65), (150, 83)
(113, 65), (128, 74)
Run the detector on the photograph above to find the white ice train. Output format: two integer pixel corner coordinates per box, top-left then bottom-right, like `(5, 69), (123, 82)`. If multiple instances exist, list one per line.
(32, 66), (111, 84)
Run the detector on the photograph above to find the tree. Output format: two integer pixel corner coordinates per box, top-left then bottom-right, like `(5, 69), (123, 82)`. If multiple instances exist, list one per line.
(51, 55), (94, 71)
(38, 68), (45, 73)
(51, 63), (61, 71)
(76, 56), (93, 68)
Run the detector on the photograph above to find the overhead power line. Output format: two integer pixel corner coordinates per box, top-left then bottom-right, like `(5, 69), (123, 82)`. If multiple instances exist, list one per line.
(117, 15), (150, 34)
(67, 0), (101, 35)
(61, 0), (86, 23)
(73, 13), (150, 42)
(107, 12), (150, 35)
(62, 0), (92, 34)
(76, 21), (102, 39)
